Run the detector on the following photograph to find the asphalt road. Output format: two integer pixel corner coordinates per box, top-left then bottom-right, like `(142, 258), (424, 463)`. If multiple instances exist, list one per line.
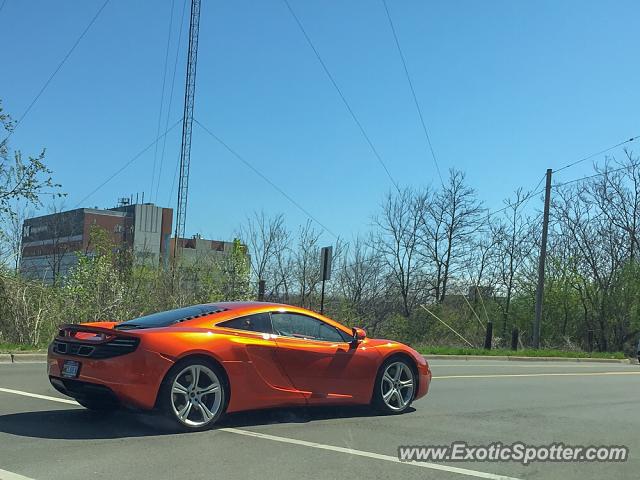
(1, 359), (639, 480)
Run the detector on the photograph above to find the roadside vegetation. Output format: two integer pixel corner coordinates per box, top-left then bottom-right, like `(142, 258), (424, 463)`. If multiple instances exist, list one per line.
(1, 100), (639, 357)
(0, 342), (46, 353)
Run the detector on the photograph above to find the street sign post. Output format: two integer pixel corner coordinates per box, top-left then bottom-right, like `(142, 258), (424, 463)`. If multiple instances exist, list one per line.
(320, 246), (333, 314)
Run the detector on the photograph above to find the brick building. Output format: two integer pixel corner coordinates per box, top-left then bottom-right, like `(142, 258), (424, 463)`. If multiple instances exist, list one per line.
(20, 202), (173, 282)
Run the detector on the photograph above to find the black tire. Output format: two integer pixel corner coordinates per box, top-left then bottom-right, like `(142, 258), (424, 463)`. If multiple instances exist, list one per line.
(158, 357), (228, 431)
(371, 357), (416, 414)
(76, 396), (120, 411)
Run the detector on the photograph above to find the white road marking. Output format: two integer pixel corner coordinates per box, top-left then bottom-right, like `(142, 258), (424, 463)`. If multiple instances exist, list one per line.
(0, 468), (37, 480)
(0, 387), (522, 480)
(5, 372), (638, 479)
(434, 371), (640, 379)
(0, 388), (77, 405)
(221, 427), (521, 480)
(432, 363), (633, 368)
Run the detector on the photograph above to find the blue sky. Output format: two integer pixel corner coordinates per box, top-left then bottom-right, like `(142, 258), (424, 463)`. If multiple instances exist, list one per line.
(1, 0), (638, 243)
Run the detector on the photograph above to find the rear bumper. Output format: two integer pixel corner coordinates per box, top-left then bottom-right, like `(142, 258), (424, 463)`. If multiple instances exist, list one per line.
(47, 346), (174, 410)
(49, 377), (119, 404)
(415, 362), (432, 400)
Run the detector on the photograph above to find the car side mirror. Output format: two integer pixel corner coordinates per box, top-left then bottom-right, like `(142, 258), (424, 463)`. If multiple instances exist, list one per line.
(351, 327), (367, 345)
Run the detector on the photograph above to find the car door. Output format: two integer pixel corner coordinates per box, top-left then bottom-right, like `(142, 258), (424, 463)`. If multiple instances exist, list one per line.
(271, 312), (378, 404)
(217, 313), (306, 406)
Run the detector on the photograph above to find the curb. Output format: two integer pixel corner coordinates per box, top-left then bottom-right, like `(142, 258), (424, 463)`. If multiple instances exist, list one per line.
(12, 353), (48, 363)
(422, 354), (634, 364)
(0, 353), (47, 363)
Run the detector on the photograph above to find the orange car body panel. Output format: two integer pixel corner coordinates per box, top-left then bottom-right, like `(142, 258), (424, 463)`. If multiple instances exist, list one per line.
(47, 302), (431, 412)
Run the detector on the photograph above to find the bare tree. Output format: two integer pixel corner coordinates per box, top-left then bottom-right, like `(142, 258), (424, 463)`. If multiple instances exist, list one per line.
(421, 169), (483, 303)
(553, 159), (637, 351)
(372, 187), (428, 317)
(335, 237), (390, 333)
(593, 151), (640, 261)
(492, 188), (537, 337)
(239, 212), (288, 291)
(461, 215), (499, 302)
(0, 202), (30, 270)
(292, 221), (322, 309)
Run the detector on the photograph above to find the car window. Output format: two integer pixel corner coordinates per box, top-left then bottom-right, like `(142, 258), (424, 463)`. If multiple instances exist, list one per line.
(218, 313), (273, 334)
(115, 304), (227, 330)
(271, 312), (348, 342)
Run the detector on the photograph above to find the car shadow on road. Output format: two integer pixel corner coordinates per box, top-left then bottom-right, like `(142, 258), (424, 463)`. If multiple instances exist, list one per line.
(0, 405), (415, 440)
(0, 409), (169, 440)
(221, 405), (414, 428)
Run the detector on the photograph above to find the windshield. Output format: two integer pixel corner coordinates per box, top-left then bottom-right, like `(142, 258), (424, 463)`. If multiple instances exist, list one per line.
(114, 304), (226, 330)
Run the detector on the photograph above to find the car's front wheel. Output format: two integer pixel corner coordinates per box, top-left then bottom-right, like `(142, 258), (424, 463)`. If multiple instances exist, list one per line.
(159, 358), (227, 431)
(372, 357), (416, 414)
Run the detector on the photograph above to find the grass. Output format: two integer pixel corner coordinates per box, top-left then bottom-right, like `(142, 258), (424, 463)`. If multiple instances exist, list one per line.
(416, 345), (627, 359)
(0, 342), (46, 354)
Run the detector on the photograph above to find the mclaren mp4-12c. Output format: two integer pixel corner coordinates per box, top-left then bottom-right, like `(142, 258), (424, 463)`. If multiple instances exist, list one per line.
(48, 302), (431, 430)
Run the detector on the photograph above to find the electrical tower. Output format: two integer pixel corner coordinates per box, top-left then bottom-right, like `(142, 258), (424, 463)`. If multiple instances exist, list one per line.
(173, 0), (201, 258)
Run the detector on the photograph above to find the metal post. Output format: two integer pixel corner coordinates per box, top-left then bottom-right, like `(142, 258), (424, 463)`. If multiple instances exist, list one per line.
(484, 321), (493, 350)
(511, 327), (519, 351)
(533, 168), (552, 349)
(319, 246), (332, 315)
(320, 279), (326, 314)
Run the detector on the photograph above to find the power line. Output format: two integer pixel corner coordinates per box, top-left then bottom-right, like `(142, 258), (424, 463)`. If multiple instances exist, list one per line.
(487, 160), (640, 219)
(74, 118), (183, 208)
(486, 135), (640, 219)
(485, 173), (546, 219)
(1, 0), (110, 145)
(553, 135), (639, 173)
(281, 0), (400, 193)
(167, 150), (181, 206)
(156, 0), (190, 204)
(511, 173), (546, 214)
(381, 0), (443, 185)
(150, 0), (177, 199)
(194, 118), (339, 239)
(553, 159), (640, 189)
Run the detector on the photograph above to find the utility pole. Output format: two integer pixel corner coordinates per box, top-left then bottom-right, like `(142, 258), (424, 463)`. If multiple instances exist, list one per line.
(533, 168), (552, 348)
(173, 0), (201, 260)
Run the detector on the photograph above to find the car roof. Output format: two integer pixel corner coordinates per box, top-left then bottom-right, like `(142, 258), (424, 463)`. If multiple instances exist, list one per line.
(195, 301), (352, 335)
(213, 301), (290, 310)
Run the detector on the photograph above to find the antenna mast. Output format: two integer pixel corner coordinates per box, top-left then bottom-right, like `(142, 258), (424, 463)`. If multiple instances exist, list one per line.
(174, 0), (201, 258)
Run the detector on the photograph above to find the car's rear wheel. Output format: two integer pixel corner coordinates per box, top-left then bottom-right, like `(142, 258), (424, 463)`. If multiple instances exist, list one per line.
(159, 358), (227, 431)
(372, 357), (416, 414)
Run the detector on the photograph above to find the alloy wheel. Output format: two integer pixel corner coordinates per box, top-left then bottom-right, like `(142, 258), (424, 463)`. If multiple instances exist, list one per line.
(380, 361), (415, 411)
(170, 364), (223, 427)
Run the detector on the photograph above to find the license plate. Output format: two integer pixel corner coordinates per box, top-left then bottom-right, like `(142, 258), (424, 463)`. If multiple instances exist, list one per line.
(61, 360), (80, 378)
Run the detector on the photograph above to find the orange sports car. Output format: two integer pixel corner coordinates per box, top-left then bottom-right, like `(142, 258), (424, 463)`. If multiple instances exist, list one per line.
(47, 302), (431, 430)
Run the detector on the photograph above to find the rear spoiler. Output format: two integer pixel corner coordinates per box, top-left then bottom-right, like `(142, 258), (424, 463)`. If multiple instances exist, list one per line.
(57, 323), (138, 343)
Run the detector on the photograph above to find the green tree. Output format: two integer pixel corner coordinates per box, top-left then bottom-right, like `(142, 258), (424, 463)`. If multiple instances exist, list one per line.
(0, 101), (63, 214)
